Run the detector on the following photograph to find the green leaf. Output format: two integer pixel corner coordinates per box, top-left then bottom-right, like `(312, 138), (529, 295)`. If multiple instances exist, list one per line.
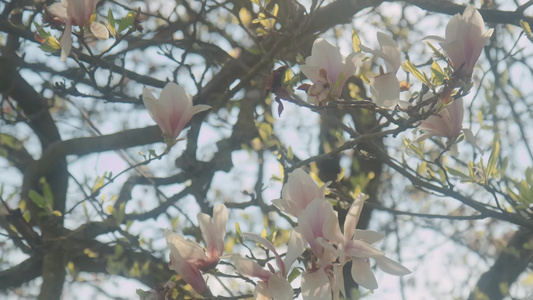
(92, 174), (105, 193)
(521, 20), (533, 43)
(426, 41), (445, 59)
(352, 30), (361, 52)
(40, 178), (54, 209)
(402, 60), (429, 86)
(485, 137), (500, 182)
(235, 222), (242, 243)
(33, 21), (50, 38)
(29, 190), (47, 210)
(431, 61), (445, 86)
(446, 167), (470, 179)
(332, 72), (344, 94)
(107, 9), (117, 37)
(287, 268), (301, 283)
(287, 146), (293, 160)
(118, 10), (136, 33)
(360, 73), (370, 84)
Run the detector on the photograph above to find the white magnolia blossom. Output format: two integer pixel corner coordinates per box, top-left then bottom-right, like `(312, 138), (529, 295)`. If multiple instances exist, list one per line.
(361, 32), (402, 109)
(165, 204), (228, 295)
(300, 38), (364, 105)
(47, 0), (108, 61)
(425, 5), (493, 77)
(143, 82), (211, 146)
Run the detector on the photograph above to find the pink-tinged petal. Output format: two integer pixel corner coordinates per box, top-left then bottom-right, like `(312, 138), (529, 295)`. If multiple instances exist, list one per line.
(60, 22), (72, 61)
(353, 229), (385, 245)
(375, 256), (411, 276)
(198, 204), (227, 260)
(142, 87), (172, 135)
(316, 237), (339, 264)
(89, 22), (109, 40)
(142, 82), (210, 140)
(165, 230), (206, 263)
(283, 228), (306, 272)
(447, 98), (464, 136)
(419, 98), (463, 138)
(370, 72), (400, 109)
(160, 83), (192, 137)
(197, 213), (219, 260)
(303, 38), (344, 83)
(297, 198), (334, 256)
(345, 240), (384, 258)
(300, 38), (362, 103)
(301, 269), (331, 300)
(343, 193), (366, 242)
(351, 258), (378, 290)
(286, 169), (321, 210)
(254, 281), (272, 300)
(322, 204), (343, 245)
(67, 0), (99, 26)
(268, 273), (294, 300)
(164, 230), (207, 294)
(213, 204), (228, 252)
(242, 233), (284, 275)
(233, 255), (272, 281)
(437, 6), (492, 76)
(271, 198), (298, 217)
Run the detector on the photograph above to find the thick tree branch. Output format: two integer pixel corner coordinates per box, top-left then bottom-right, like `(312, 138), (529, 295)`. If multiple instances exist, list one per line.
(468, 228), (533, 300)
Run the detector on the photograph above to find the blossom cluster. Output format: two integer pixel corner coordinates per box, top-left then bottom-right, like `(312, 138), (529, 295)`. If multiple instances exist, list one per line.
(154, 169), (409, 300)
(298, 5), (492, 153)
(132, 5), (494, 300)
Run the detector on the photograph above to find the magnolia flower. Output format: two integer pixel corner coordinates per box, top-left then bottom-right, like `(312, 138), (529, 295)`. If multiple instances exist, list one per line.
(165, 204), (228, 295)
(233, 231), (305, 300)
(272, 169), (326, 217)
(47, 0), (108, 61)
(300, 194), (410, 296)
(300, 38), (364, 105)
(417, 98), (464, 141)
(426, 5), (493, 78)
(361, 32), (402, 109)
(416, 98), (483, 154)
(143, 82), (211, 146)
(337, 194), (410, 290)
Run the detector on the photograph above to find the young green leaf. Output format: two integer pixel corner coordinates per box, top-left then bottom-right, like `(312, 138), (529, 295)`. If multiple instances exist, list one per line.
(402, 60), (429, 86)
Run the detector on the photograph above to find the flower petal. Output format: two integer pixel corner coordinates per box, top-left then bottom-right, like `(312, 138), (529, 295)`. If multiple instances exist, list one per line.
(90, 22), (109, 40)
(60, 22), (72, 61)
(242, 232), (284, 275)
(375, 256), (411, 276)
(301, 269), (331, 300)
(345, 240), (384, 258)
(351, 258), (378, 290)
(343, 193), (366, 242)
(370, 72), (400, 109)
(283, 228), (306, 272)
(268, 273), (294, 300)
